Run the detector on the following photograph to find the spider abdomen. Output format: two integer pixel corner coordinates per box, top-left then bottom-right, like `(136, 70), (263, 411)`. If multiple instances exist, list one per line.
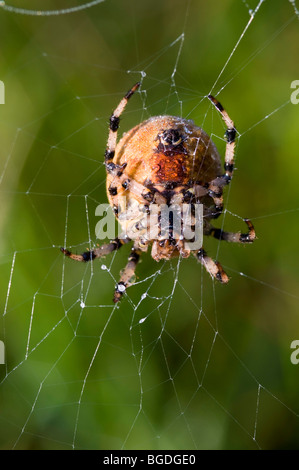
(151, 152), (188, 185)
(107, 115), (222, 208)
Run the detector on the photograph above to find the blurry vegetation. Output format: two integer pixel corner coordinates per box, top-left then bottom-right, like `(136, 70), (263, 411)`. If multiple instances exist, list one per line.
(0, 0), (298, 450)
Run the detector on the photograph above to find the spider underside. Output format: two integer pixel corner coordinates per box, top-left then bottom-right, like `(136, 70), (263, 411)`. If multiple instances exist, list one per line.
(61, 82), (256, 303)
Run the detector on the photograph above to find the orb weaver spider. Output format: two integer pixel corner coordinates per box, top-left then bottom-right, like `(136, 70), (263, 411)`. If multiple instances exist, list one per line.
(61, 83), (255, 302)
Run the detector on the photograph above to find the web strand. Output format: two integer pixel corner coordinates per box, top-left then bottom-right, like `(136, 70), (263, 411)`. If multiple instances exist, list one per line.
(0, 0), (106, 16)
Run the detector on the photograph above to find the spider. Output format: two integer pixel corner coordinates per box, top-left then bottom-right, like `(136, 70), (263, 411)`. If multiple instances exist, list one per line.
(61, 82), (256, 303)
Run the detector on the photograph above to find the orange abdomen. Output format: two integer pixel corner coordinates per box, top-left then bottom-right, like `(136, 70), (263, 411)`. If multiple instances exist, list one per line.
(151, 152), (188, 185)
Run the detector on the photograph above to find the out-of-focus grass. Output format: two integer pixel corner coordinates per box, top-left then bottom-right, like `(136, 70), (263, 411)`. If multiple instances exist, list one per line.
(0, 0), (298, 450)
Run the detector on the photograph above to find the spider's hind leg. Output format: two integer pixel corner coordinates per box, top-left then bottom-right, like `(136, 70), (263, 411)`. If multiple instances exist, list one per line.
(206, 218), (256, 243)
(113, 245), (142, 303)
(61, 236), (130, 262)
(195, 248), (229, 284)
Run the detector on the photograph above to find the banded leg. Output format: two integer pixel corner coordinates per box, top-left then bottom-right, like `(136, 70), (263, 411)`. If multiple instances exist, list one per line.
(206, 219), (256, 243)
(196, 248), (229, 284)
(105, 82), (140, 175)
(61, 236), (130, 262)
(113, 245), (141, 303)
(208, 94), (236, 181)
(206, 95), (237, 214)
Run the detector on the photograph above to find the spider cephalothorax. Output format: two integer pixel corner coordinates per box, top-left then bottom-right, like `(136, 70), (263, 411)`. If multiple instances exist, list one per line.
(156, 128), (187, 154)
(61, 82), (256, 302)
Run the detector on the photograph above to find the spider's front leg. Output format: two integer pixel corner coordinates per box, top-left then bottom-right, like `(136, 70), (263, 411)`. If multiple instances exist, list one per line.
(104, 81), (168, 208)
(105, 82), (140, 173)
(208, 94), (236, 181)
(205, 94), (237, 216)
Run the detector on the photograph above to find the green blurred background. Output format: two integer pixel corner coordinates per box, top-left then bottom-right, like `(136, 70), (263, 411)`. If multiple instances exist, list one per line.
(0, 0), (299, 450)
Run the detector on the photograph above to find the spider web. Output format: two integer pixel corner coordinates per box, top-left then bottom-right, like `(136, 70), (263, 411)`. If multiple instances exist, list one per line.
(1, 0), (299, 450)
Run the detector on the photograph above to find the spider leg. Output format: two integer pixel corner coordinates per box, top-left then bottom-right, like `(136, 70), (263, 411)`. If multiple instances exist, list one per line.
(113, 244), (141, 303)
(208, 94), (236, 181)
(195, 248), (229, 283)
(61, 236), (130, 262)
(104, 82), (168, 207)
(105, 82), (140, 175)
(192, 182), (224, 219)
(206, 218), (256, 243)
(205, 95), (237, 214)
(108, 177), (167, 206)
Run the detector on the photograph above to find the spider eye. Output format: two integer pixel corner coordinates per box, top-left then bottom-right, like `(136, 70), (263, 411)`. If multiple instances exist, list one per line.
(160, 129), (183, 147)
